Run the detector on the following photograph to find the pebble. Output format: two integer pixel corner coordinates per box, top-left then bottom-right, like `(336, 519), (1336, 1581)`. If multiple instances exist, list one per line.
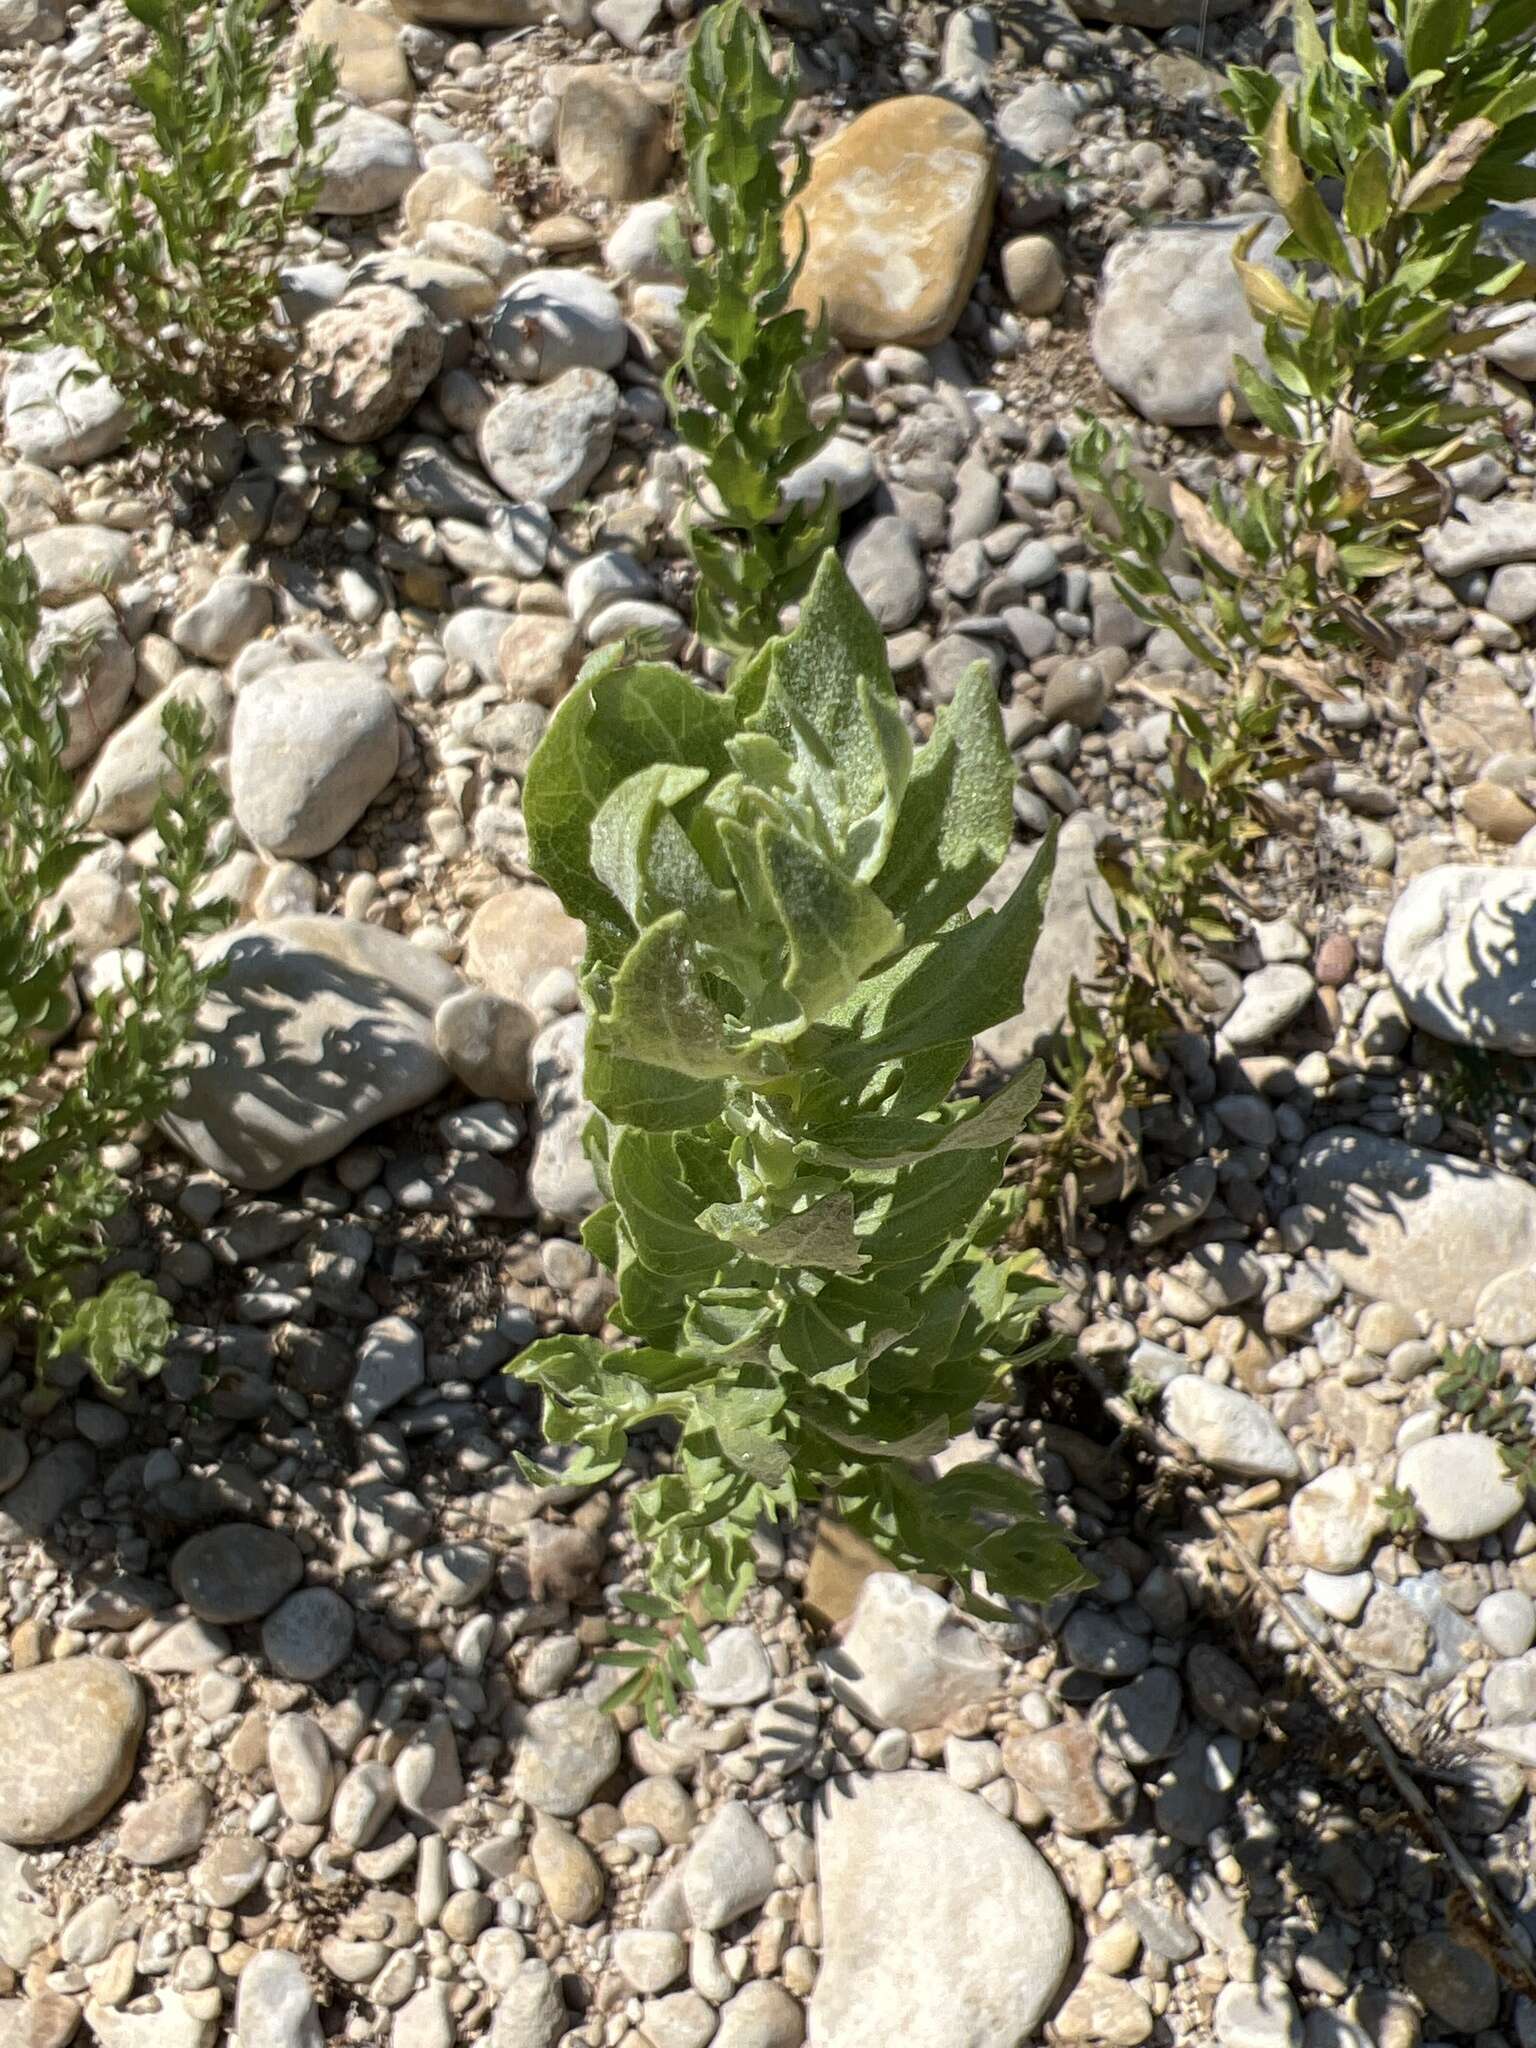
(681, 1803), (777, 1931)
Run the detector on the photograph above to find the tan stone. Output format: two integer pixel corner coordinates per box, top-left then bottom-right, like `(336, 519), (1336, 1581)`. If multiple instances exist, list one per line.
(1462, 779), (1536, 843)
(464, 886), (585, 1001)
(1419, 661), (1534, 785)
(802, 1519), (941, 1628)
(1000, 233), (1066, 315)
(789, 96), (995, 350)
(497, 615), (583, 704)
(403, 166), (504, 239)
(299, 0), (411, 105)
(556, 71), (674, 203)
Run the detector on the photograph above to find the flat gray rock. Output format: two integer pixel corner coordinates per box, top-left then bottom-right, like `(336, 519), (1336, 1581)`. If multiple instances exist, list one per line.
(477, 368), (620, 509)
(162, 917), (462, 1191)
(1090, 215), (1287, 427)
(1293, 1128), (1536, 1327)
(812, 1772), (1072, 2048)
(171, 1526), (302, 1624)
(1422, 496), (1536, 578)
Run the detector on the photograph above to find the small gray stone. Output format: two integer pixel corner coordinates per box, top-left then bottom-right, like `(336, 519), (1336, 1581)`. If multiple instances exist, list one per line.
(315, 107), (420, 214)
(612, 1929), (687, 1995)
(261, 1588), (355, 1681)
(1479, 1589), (1536, 1657)
(842, 516), (927, 631)
(511, 1698), (621, 1818)
(236, 1950), (323, 2048)
(477, 369), (620, 508)
(346, 1315), (426, 1429)
(713, 1982), (805, 2048)
(1222, 964), (1315, 1050)
(1402, 1933), (1499, 2034)
(689, 1627), (773, 1708)
(268, 1713), (333, 1824)
(1163, 1376), (1300, 1481)
(682, 1803), (778, 1931)
(230, 661), (398, 860)
(489, 1960), (565, 2048)
(1214, 1980), (1302, 2048)
(117, 1781), (209, 1867)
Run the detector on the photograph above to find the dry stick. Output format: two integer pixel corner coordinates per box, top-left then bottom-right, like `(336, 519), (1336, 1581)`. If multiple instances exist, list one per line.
(1071, 1354), (1536, 1989)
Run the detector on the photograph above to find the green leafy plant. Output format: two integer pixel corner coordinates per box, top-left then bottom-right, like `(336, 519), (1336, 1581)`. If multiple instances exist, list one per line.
(1376, 1481), (1423, 1540)
(665, 0), (840, 665)
(1039, 0), (1536, 1232)
(1433, 1341), (1536, 1490)
(510, 555), (1087, 1723)
(0, 0), (336, 441)
(0, 525), (227, 1390)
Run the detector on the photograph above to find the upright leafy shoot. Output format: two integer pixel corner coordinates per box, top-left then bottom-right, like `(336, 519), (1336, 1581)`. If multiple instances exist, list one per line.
(1042, 0), (1536, 1232)
(666, 0), (840, 664)
(0, 524), (226, 1389)
(513, 558), (1084, 1724)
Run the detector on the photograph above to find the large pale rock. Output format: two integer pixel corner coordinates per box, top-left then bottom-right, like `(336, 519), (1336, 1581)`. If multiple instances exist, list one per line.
(1091, 215), (1287, 427)
(812, 1772), (1073, 2048)
(1293, 1128), (1536, 1327)
(556, 71), (673, 202)
(822, 1573), (1002, 1732)
(298, 0), (411, 103)
(1384, 864), (1536, 1055)
(0, 1659), (144, 1845)
(477, 370), (620, 509)
(789, 97), (994, 351)
(230, 661), (399, 859)
(75, 668), (230, 837)
(1396, 1433), (1524, 1545)
(162, 918), (462, 1190)
(488, 270), (627, 383)
(299, 285), (444, 445)
(4, 346), (129, 469)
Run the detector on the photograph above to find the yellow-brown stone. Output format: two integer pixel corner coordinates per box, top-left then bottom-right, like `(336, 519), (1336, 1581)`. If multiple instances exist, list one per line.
(789, 96), (996, 351)
(299, 0), (412, 105)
